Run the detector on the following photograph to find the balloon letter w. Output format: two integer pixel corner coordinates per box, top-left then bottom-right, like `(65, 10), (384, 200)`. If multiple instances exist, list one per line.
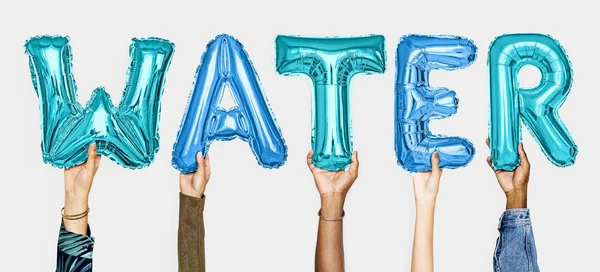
(25, 36), (174, 169)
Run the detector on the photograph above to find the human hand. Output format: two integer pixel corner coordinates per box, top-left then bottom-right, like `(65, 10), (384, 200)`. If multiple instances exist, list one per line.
(307, 150), (359, 218)
(180, 153), (211, 198)
(413, 152), (443, 207)
(486, 139), (530, 209)
(63, 143), (101, 235)
(64, 143), (101, 210)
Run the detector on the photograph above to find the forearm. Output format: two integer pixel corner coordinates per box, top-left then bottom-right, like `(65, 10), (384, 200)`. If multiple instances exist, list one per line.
(411, 203), (435, 272)
(315, 196), (345, 272)
(63, 194), (89, 235)
(505, 189), (527, 210)
(178, 193), (206, 272)
(57, 221), (94, 271)
(493, 209), (539, 272)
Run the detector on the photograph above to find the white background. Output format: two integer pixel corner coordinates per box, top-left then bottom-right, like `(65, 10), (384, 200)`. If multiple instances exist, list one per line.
(0, 0), (598, 271)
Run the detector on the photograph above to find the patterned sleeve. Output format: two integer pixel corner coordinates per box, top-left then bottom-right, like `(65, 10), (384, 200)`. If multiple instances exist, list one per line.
(56, 221), (94, 272)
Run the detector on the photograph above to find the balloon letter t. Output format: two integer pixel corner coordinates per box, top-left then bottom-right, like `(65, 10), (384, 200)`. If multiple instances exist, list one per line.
(276, 35), (386, 171)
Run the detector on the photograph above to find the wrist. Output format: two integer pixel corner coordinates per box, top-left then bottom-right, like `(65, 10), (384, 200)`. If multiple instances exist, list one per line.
(181, 188), (204, 198)
(320, 193), (345, 218)
(64, 195), (89, 214)
(506, 189), (527, 209)
(416, 201), (436, 213)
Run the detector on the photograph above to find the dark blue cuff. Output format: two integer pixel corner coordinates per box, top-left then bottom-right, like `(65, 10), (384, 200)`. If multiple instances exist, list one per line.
(58, 221), (95, 259)
(498, 208), (531, 229)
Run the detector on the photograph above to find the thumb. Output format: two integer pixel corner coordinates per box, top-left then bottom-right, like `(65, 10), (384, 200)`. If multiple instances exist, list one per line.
(85, 143), (98, 172)
(518, 143), (530, 169)
(195, 152), (206, 175)
(348, 151), (359, 178)
(431, 152), (442, 179)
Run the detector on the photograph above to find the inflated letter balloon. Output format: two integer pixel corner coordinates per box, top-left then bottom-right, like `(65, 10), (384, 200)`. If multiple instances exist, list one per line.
(276, 35), (386, 171)
(395, 35), (477, 172)
(25, 35), (174, 169)
(489, 34), (577, 170)
(172, 34), (287, 174)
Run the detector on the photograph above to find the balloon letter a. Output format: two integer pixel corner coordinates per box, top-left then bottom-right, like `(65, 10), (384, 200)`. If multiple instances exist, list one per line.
(172, 34), (287, 174)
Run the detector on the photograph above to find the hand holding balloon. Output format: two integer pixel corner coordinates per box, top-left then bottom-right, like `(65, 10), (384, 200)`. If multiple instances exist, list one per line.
(179, 153), (211, 198)
(307, 150), (359, 218)
(63, 143), (101, 235)
(486, 139), (529, 210)
(413, 152), (443, 206)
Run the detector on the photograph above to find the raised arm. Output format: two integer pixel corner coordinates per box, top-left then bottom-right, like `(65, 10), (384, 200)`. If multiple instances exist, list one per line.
(308, 150), (359, 272)
(411, 152), (443, 272)
(178, 153), (211, 272)
(486, 139), (539, 272)
(58, 143), (101, 272)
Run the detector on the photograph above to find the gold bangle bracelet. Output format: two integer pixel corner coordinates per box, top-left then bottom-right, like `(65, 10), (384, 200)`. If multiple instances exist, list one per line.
(318, 209), (345, 221)
(61, 207), (90, 220)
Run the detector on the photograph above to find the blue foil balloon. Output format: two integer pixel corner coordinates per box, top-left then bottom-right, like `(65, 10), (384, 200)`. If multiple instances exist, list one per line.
(276, 35), (386, 171)
(172, 34), (287, 174)
(395, 35), (477, 172)
(25, 35), (174, 169)
(488, 33), (577, 170)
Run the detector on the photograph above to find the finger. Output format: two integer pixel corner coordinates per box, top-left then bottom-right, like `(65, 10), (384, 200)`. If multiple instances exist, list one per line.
(486, 156), (495, 170)
(306, 150), (315, 171)
(430, 152), (442, 179)
(486, 138), (490, 148)
(85, 143), (98, 172)
(204, 154), (211, 178)
(518, 143), (530, 168)
(195, 152), (206, 175)
(348, 151), (359, 177)
(94, 154), (102, 173)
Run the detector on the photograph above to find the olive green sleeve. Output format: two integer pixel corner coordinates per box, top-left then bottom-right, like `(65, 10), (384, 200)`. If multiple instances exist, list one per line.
(178, 193), (206, 272)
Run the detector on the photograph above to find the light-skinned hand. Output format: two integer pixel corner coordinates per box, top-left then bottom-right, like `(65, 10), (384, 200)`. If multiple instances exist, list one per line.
(413, 152), (443, 206)
(180, 153), (211, 198)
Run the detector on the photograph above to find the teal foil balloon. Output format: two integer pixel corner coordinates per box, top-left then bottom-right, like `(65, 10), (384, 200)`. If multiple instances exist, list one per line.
(25, 35), (174, 169)
(172, 34), (287, 174)
(488, 33), (577, 170)
(395, 35), (477, 172)
(276, 35), (386, 171)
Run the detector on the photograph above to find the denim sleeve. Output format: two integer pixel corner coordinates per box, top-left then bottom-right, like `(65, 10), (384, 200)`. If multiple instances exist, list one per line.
(56, 221), (94, 272)
(493, 209), (540, 272)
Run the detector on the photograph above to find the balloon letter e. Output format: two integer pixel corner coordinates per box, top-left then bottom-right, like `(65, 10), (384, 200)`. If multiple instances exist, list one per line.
(276, 35), (386, 171)
(172, 34), (287, 174)
(488, 34), (577, 170)
(395, 35), (477, 172)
